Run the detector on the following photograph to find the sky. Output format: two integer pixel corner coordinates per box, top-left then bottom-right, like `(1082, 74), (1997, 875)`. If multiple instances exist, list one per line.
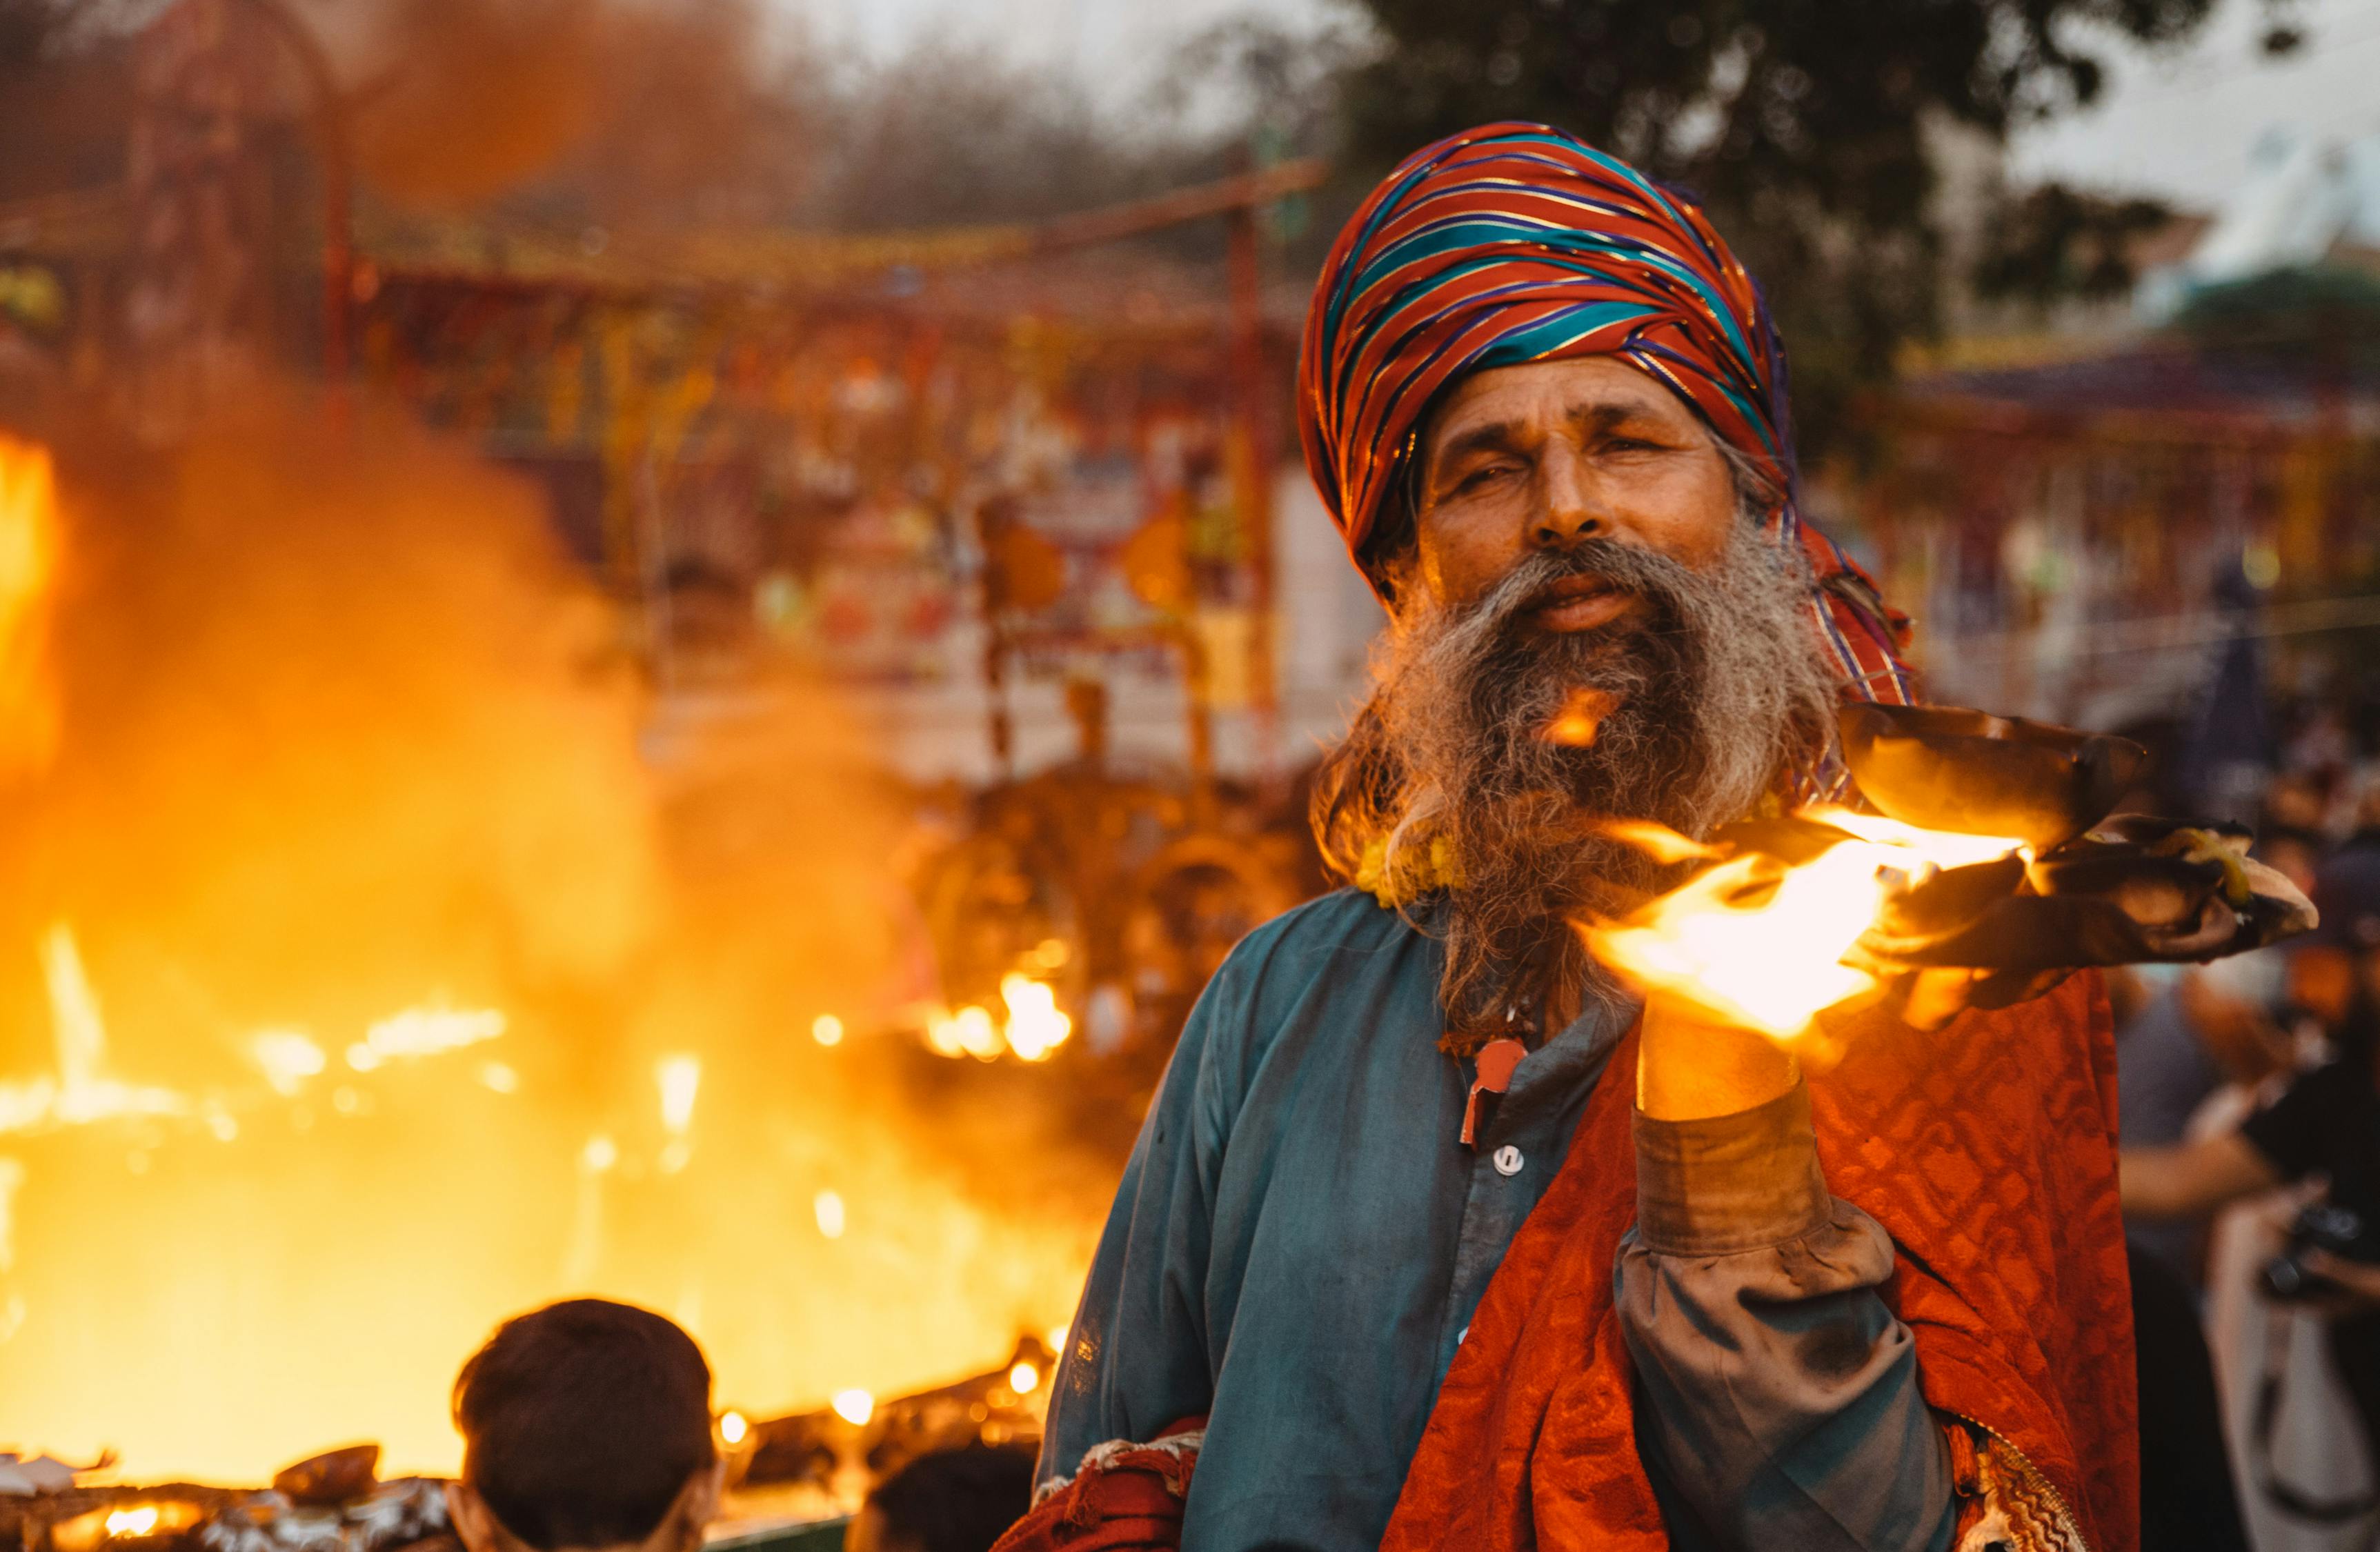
(773, 0), (2380, 212)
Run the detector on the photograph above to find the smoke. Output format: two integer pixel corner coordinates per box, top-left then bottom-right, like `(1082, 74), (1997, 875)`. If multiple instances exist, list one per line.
(0, 397), (1103, 1481)
(351, 0), (813, 224)
(352, 0), (608, 210)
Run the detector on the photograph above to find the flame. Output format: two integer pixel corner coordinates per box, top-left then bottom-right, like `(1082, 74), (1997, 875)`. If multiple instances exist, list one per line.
(656, 1055), (701, 1135)
(813, 1188), (846, 1240)
(0, 926), (187, 1135)
(348, 1006), (507, 1072)
(1583, 808), (2025, 1038)
(1598, 819), (1725, 866)
(718, 1409), (748, 1446)
(105, 1510), (158, 1538)
(250, 1031), (327, 1096)
(831, 1389), (874, 1426)
(920, 975), (1073, 1063)
(0, 1156), (21, 1272)
(0, 435), (57, 776)
(1008, 1360), (1040, 1395)
(0, 417), (1100, 1486)
(1540, 687), (1615, 748)
(999, 974), (1073, 1062)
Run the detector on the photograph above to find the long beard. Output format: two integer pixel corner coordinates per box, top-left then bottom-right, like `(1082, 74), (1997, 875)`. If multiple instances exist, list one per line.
(1314, 524), (1842, 1051)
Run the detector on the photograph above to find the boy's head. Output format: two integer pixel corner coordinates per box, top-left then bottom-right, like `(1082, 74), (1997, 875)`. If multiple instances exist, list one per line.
(844, 1443), (1035, 1552)
(446, 1300), (723, 1552)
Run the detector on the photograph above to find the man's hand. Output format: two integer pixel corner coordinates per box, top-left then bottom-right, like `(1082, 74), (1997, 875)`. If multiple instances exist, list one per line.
(2294, 1249), (2380, 1311)
(1636, 995), (1798, 1120)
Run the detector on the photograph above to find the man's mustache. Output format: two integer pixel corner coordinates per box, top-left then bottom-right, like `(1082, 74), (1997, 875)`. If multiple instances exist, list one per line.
(1465, 540), (1704, 637)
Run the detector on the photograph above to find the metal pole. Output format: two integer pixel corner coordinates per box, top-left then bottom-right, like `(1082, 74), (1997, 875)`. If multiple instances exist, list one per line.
(223, 0), (353, 383)
(1224, 199), (1280, 786)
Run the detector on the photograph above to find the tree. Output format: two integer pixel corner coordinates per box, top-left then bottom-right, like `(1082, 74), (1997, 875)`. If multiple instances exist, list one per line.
(1335, 0), (2287, 459)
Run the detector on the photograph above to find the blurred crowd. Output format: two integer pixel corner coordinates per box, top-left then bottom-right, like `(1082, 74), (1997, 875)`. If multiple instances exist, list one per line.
(2116, 736), (2380, 1551)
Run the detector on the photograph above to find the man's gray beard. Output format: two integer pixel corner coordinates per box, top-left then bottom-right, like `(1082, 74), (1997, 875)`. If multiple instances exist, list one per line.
(1363, 523), (1842, 1041)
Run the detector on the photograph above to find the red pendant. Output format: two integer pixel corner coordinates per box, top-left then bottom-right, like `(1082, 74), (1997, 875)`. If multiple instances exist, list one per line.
(1460, 1037), (1528, 1147)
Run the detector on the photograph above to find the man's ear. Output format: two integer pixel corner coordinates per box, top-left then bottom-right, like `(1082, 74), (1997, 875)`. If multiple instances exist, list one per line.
(445, 1481), (504, 1552)
(691, 1458), (726, 1525)
(651, 1460), (727, 1552)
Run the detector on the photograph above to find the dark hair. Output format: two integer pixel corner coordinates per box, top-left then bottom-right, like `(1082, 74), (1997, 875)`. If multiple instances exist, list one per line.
(453, 1300), (716, 1551)
(865, 1444), (1036, 1552)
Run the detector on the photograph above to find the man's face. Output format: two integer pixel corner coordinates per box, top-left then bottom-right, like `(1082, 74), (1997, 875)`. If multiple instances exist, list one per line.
(1408, 356), (1741, 621)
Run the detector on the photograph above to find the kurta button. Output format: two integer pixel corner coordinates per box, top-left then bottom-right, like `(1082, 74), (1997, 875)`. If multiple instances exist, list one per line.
(1492, 1144), (1524, 1176)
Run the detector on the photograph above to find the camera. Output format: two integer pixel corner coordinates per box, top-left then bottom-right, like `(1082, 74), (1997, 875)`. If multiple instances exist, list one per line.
(2261, 1202), (2379, 1301)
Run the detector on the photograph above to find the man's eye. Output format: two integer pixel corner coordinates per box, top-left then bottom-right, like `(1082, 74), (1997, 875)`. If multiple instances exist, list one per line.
(1457, 464), (1517, 492)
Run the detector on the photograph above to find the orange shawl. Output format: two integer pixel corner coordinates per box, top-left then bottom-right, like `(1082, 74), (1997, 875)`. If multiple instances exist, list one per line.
(1382, 972), (2139, 1551)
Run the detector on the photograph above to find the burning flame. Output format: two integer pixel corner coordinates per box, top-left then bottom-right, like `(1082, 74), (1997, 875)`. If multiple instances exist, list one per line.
(921, 974), (1073, 1063)
(0, 435), (58, 777)
(657, 1055), (701, 1134)
(831, 1389), (875, 1426)
(1585, 808), (2026, 1038)
(718, 1410), (748, 1446)
(105, 1509), (158, 1538)
(1596, 820), (1725, 866)
(1540, 687), (1615, 748)
(346, 1006), (506, 1071)
(0, 420), (1102, 1485)
(250, 1031), (327, 1096)
(999, 974), (1072, 1062)
(0, 926), (187, 1136)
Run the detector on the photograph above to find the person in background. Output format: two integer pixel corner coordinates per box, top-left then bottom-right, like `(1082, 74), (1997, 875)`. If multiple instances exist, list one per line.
(446, 1300), (725, 1552)
(845, 1444), (1035, 1552)
(2125, 848), (2380, 1476)
(2117, 951), (2294, 1282)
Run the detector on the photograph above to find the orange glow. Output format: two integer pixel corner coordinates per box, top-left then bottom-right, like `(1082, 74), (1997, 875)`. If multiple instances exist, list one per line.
(999, 975), (1073, 1062)
(249, 1031), (327, 1096)
(831, 1389), (875, 1426)
(1540, 687), (1614, 748)
(0, 435), (57, 777)
(1584, 808), (2025, 1038)
(0, 926), (187, 1135)
(656, 1055), (701, 1135)
(718, 1410), (748, 1446)
(1598, 819), (1725, 866)
(1008, 1360), (1040, 1395)
(0, 413), (1098, 1486)
(920, 976), (1073, 1063)
(809, 1013), (844, 1047)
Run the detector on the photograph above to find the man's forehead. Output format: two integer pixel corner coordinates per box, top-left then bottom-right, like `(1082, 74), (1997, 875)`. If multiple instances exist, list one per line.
(1425, 357), (1692, 453)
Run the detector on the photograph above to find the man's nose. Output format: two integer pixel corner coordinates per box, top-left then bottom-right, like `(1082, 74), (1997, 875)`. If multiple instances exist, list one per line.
(1529, 444), (1603, 548)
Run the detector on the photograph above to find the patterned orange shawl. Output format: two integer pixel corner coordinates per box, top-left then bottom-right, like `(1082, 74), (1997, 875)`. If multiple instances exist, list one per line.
(1382, 972), (2139, 1551)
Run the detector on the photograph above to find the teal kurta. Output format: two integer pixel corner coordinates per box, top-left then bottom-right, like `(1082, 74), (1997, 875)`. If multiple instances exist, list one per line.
(1040, 889), (1954, 1551)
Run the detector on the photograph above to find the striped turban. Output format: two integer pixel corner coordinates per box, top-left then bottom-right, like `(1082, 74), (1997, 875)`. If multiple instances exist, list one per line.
(1297, 121), (1915, 710)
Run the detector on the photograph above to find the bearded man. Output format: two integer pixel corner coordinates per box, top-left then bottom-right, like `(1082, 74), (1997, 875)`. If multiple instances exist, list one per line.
(1030, 126), (2135, 1552)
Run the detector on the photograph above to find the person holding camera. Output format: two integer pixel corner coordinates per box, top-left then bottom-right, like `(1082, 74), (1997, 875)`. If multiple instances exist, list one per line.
(2123, 844), (2380, 1531)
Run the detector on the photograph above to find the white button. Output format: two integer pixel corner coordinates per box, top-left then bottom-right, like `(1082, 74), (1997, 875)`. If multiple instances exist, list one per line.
(1492, 1144), (1524, 1177)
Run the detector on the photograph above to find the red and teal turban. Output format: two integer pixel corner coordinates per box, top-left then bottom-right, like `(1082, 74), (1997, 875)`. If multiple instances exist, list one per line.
(1296, 121), (1915, 708)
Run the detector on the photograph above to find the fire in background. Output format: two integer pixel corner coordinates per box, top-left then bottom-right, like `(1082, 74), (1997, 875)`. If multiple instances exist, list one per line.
(0, 415), (1104, 1483)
